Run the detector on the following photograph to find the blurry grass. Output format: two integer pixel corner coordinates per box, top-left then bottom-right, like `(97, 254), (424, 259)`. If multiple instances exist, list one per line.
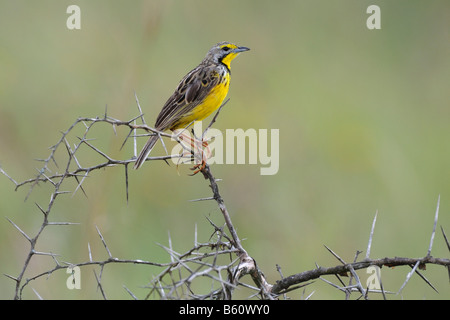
(1, 1), (449, 299)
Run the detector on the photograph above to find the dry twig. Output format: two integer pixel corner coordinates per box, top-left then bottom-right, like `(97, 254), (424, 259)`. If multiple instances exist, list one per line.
(2, 96), (449, 300)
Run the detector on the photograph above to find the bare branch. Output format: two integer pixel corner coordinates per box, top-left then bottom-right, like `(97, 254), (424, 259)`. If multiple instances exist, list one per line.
(3, 102), (449, 300)
(95, 226), (112, 259)
(365, 211), (377, 260)
(427, 195), (440, 257)
(6, 217), (32, 243)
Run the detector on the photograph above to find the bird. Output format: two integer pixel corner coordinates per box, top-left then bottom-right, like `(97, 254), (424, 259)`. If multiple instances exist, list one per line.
(133, 41), (250, 171)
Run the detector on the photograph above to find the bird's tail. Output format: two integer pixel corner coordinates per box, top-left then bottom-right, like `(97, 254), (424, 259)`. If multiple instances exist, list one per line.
(134, 135), (159, 169)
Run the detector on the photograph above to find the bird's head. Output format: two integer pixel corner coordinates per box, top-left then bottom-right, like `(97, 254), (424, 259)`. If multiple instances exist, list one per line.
(204, 41), (250, 70)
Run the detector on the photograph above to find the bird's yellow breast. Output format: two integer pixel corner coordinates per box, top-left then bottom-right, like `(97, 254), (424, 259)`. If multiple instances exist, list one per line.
(174, 73), (230, 129)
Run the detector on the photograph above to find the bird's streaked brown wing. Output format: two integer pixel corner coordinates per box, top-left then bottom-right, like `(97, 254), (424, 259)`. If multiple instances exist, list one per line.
(154, 65), (220, 131)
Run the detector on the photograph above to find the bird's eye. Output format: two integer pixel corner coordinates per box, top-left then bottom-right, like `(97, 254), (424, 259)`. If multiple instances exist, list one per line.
(222, 46), (231, 51)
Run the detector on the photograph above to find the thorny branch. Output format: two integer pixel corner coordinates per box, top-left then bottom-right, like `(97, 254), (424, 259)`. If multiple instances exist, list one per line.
(1, 95), (450, 300)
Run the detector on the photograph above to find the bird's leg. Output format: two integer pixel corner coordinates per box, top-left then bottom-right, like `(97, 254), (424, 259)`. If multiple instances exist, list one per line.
(190, 139), (210, 175)
(175, 130), (210, 175)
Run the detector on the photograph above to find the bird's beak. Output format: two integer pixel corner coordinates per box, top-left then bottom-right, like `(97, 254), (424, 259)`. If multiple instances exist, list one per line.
(233, 46), (250, 53)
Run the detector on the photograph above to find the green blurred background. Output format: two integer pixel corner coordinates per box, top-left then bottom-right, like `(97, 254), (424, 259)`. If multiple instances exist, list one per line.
(1, 0), (449, 299)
